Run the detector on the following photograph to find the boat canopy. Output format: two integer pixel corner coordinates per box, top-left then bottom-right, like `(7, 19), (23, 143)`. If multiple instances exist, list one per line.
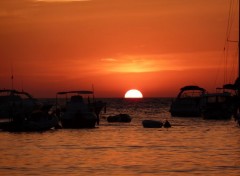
(57, 90), (94, 95)
(176, 85), (206, 98)
(223, 84), (235, 90)
(180, 86), (205, 92)
(0, 89), (33, 99)
(203, 92), (231, 97)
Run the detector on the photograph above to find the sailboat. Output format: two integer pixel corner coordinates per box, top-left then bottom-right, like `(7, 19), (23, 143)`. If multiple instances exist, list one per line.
(201, 0), (239, 120)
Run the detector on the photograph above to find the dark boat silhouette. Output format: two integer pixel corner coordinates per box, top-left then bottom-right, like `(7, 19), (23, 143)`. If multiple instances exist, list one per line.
(169, 85), (206, 117)
(0, 89), (60, 132)
(142, 120), (163, 128)
(56, 90), (106, 128)
(201, 2), (239, 121)
(201, 90), (235, 120)
(107, 114), (132, 123)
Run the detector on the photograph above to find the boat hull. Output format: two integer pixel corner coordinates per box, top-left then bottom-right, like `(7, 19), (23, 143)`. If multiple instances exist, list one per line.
(107, 114), (132, 123)
(170, 86), (205, 117)
(202, 107), (233, 120)
(61, 112), (97, 128)
(201, 92), (234, 120)
(1, 111), (61, 132)
(142, 120), (163, 128)
(170, 98), (202, 117)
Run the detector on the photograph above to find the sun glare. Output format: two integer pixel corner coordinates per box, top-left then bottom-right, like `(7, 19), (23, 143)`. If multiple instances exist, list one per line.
(124, 89), (143, 98)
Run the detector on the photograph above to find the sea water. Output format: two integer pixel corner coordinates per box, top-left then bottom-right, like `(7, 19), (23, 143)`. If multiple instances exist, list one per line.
(0, 98), (240, 176)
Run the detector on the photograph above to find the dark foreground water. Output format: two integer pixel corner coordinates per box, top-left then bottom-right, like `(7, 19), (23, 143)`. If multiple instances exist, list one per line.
(0, 98), (240, 176)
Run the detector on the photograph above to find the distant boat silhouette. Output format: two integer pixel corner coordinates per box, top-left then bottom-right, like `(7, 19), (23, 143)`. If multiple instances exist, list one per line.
(142, 120), (163, 128)
(107, 114), (132, 123)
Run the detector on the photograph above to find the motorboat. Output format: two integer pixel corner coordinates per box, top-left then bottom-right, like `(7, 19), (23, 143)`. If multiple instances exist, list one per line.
(3, 110), (61, 132)
(201, 92), (234, 120)
(169, 85), (206, 117)
(0, 89), (42, 119)
(0, 89), (61, 132)
(56, 90), (106, 128)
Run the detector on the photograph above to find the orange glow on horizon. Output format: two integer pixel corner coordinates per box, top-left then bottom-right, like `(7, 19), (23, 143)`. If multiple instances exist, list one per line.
(0, 0), (238, 98)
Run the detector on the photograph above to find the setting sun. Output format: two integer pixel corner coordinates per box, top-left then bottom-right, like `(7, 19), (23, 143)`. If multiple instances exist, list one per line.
(124, 89), (143, 98)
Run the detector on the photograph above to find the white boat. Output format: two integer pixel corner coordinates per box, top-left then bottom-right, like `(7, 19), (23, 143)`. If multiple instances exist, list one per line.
(56, 90), (106, 128)
(169, 85), (206, 117)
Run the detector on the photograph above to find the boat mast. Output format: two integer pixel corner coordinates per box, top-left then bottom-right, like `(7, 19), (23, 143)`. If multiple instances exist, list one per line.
(238, 0), (240, 78)
(11, 65), (14, 90)
(233, 0), (240, 85)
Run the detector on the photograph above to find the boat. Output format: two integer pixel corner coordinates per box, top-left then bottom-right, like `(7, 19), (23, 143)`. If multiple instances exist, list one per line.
(201, 0), (239, 121)
(169, 85), (206, 117)
(142, 120), (163, 128)
(0, 89), (42, 119)
(107, 114), (132, 123)
(56, 90), (106, 128)
(3, 110), (61, 132)
(201, 90), (234, 120)
(0, 89), (61, 132)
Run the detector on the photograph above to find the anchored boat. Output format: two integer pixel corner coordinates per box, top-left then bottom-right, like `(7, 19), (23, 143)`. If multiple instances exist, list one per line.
(0, 89), (60, 132)
(169, 85), (206, 117)
(56, 90), (106, 128)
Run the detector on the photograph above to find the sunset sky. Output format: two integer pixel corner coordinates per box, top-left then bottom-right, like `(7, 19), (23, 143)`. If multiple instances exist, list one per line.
(0, 0), (239, 98)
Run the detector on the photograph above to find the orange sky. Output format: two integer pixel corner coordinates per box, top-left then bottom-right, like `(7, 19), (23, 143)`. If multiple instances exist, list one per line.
(0, 0), (239, 98)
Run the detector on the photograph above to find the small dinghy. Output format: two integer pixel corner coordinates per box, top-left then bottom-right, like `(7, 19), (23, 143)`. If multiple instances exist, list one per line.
(142, 120), (163, 128)
(107, 114), (132, 123)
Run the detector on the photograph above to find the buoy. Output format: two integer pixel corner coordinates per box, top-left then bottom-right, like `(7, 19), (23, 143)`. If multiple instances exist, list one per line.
(163, 120), (171, 128)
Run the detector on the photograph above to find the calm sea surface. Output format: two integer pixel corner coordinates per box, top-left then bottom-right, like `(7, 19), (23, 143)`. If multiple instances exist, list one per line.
(0, 98), (240, 176)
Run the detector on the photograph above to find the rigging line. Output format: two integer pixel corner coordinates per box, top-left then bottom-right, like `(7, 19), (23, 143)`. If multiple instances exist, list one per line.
(222, 0), (231, 84)
(224, 0), (233, 77)
(214, 49), (225, 88)
(11, 63), (14, 90)
(228, 51), (236, 83)
(224, 0), (238, 84)
(225, 43), (229, 83)
(228, 1), (238, 39)
(225, 0), (238, 44)
(226, 42), (239, 83)
(229, 0), (238, 34)
(225, 0), (233, 42)
(225, 41), (233, 84)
